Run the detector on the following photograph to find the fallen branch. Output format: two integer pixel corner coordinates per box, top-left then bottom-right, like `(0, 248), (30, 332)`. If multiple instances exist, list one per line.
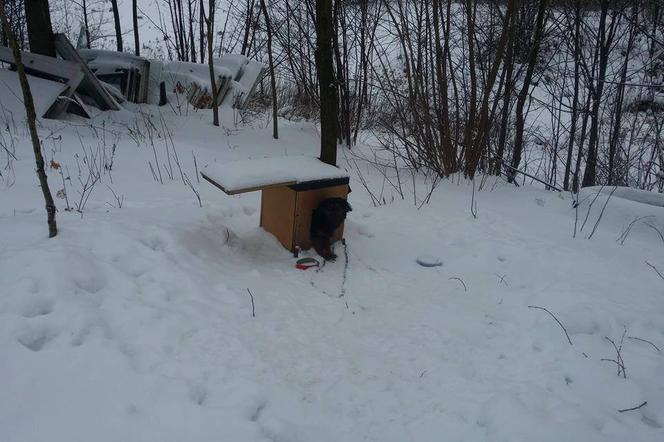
(448, 277), (467, 292)
(340, 239), (349, 307)
(528, 305), (573, 345)
(645, 261), (664, 281)
(627, 336), (661, 353)
(246, 288), (255, 318)
(499, 159), (563, 192)
(618, 401), (647, 413)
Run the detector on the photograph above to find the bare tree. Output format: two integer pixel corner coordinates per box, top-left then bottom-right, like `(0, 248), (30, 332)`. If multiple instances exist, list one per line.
(259, 0), (278, 139)
(133, 0), (140, 56)
(205, 0), (219, 126)
(24, 0), (55, 56)
(508, 0), (549, 182)
(0, 0), (57, 237)
(110, 0), (122, 52)
(316, 0), (337, 165)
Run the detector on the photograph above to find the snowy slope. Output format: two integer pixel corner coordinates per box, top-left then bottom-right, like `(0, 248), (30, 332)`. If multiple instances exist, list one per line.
(1, 101), (663, 441)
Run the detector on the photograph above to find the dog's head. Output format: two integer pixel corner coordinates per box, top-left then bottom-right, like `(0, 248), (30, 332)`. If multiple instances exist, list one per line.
(314, 198), (352, 229)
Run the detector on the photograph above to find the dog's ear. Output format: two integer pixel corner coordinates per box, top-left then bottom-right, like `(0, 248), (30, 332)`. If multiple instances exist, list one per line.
(344, 200), (352, 212)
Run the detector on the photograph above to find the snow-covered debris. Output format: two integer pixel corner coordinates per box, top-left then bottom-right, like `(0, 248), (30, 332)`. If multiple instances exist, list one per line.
(78, 49), (151, 103)
(0, 69), (69, 118)
(157, 60), (234, 108)
(216, 56), (266, 109)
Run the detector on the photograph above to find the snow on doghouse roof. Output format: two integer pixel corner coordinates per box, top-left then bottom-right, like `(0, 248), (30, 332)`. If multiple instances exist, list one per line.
(201, 156), (349, 195)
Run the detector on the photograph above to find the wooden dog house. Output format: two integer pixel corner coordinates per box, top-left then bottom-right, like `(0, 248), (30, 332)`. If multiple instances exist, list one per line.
(201, 156), (350, 254)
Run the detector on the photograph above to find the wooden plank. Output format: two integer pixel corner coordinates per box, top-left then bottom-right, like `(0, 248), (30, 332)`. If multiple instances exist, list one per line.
(53, 34), (120, 111)
(201, 172), (296, 195)
(260, 186), (297, 251)
(0, 46), (84, 89)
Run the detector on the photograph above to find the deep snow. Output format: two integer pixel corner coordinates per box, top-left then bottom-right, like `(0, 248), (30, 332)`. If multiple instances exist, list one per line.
(1, 93), (663, 441)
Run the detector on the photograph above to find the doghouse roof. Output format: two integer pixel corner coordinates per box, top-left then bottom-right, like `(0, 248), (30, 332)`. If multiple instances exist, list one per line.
(201, 156), (349, 195)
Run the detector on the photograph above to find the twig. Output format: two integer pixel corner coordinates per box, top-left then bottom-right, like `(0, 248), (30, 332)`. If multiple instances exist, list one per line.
(603, 329), (627, 378)
(528, 305), (573, 345)
(106, 185), (124, 208)
(646, 261), (664, 281)
(627, 336), (661, 353)
(192, 151), (200, 183)
(580, 186), (605, 233)
(339, 239), (349, 307)
(246, 288), (255, 318)
(616, 216), (654, 245)
(644, 223), (664, 245)
(499, 159), (563, 192)
(588, 186), (617, 239)
(448, 277), (467, 292)
(470, 179), (478, 219)
(618, 401), (647, 413)
(184, 173), (202, 208)
(495, 273), (509, 286)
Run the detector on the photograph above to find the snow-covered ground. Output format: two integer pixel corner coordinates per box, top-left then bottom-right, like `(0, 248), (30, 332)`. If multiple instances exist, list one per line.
(1, 95), (663, 441)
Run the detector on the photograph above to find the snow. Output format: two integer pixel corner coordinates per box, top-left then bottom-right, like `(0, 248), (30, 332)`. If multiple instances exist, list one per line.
(1, 101), (663, 441)
(586, 185), (664, 208)
(0, 69), (68, 117)
(416, 255), (443, 267)
(201, 155), (349, 194)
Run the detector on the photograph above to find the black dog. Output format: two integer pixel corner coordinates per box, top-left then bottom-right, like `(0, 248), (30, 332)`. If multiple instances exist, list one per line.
(310, 197), (352, 261)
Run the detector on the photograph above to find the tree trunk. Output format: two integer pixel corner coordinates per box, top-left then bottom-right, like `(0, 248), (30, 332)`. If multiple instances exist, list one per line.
(433, 0), (454, 174)
(582, 3), (616, 188)
(199, 0), (205, 63)
(133, 0), (140, 56)
(259, 0), (278, 139)
(0, 1), (57, 237)
(188, 0), (196, 62)
(316, 0), (337, 166)
(110, 0), (123, 52)
(508, 0), (548, 182)
(495, 10), (516, 176)
(206, 0), (219, 126)
(607, 1), (637, 185)
(466, 0), (517, 178)
(563, 0), (581, 191)
(240, 0), (255, 56)
(82, 0), (91, 49)
(24, 0), (55, 56)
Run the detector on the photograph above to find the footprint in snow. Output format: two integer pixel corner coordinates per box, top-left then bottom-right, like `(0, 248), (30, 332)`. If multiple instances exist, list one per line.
(20, 296), (55, 318)
(16, 324), (59, 352)
(188, 383), (209, 406)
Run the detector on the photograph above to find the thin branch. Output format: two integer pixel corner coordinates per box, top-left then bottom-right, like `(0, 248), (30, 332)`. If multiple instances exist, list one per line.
(627, 336), (661, 353)
(528, 305), (573, 345)
(646, 261), (664, 281)
(246, 288), (255, 318)
(448, 277), (467, 292)
(618, 401), (647, 413)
